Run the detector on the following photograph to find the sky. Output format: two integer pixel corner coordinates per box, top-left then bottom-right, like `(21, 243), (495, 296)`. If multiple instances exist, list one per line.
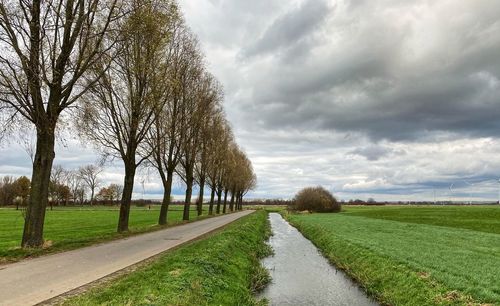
(2, 0), (500, 202)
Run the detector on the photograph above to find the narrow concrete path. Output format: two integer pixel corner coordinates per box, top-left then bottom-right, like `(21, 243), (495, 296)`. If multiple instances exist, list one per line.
(0, 210), (254, 306)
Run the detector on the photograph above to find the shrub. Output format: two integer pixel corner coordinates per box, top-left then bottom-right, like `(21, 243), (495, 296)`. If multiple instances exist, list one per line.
(291, 186), (341, 213)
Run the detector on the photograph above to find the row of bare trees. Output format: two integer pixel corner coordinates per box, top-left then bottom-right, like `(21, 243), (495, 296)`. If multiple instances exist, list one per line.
(76, 0), (256, 231)
(0, 0), (255, 248)
(0, 164), (102, 208)
(48, 164), (102, 208)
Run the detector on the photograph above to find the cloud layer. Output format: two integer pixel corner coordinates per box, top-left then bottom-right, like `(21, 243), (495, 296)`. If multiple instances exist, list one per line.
(181, 0), (500, 200)
(2, 0), (500, 201)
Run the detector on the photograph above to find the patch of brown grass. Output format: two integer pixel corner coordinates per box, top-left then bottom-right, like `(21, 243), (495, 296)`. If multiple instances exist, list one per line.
(42, 240), (53, 249)
(169, 268), (182, 277)
(417, 271), (430, 279)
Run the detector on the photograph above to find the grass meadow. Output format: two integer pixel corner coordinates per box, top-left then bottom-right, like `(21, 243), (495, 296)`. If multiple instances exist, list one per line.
(286, 205), (500, 306)
(0, 205), (211, 262)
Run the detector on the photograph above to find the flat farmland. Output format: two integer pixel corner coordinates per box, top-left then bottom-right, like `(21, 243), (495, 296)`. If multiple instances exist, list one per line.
(0, 205), (209, 262)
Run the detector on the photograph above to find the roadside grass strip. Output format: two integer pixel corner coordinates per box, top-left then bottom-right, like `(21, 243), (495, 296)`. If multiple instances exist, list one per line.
(287, 212), (500, 306)
(61, 210), (271, 306)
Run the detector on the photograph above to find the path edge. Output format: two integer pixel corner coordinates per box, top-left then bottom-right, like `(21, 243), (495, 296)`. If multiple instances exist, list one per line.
(38, 210), (255, 306)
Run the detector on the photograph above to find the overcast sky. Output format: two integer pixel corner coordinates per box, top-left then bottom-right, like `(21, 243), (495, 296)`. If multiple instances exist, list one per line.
(2, 0), (500, 201)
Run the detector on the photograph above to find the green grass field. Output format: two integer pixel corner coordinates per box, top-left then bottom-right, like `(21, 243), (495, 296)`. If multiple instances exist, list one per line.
(286, 205), (500, 306)
(61, 210), (270, 306)
(0, 205), (212, 262)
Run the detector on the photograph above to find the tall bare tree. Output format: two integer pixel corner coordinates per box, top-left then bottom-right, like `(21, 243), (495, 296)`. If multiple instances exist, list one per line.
(222, 144), (238, 214)
(174, 38), (208, 221)
(0, 0), (119, 247)
(205, 119), (232, 215)
(178, 72), (225, 220)
(66, 170), (85, 205)
(144, 10), (188, 225)
(78, 0), (173, 232)
(218, 145), (256, 211)
(78, 164), (102, 205)
(233, 151), (256, 210)
(194, 78), (224, 216)
(48, 164), (66, 209)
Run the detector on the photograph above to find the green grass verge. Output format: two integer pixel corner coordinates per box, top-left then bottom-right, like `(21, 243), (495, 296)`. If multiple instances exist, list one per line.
(61, 210), (271, 306)
(0, 205), (214, 262)
(285, 206), (500, 306)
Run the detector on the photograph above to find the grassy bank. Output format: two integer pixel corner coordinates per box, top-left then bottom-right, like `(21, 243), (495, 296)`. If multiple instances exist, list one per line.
(286, 206), (500, 306)
(60, 210), (271, 306)
(0, 205), (213, 262)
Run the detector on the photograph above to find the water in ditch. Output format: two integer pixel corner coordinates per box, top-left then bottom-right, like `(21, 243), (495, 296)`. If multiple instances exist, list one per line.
(259, 213), (378, 306)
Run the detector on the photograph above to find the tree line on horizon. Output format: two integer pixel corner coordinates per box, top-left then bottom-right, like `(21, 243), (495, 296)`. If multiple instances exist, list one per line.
(0, 0), (256, 248)
(0, 164), (119, 209)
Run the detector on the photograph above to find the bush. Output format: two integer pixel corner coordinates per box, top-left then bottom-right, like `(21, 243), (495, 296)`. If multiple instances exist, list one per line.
(291, 186), (341, 213)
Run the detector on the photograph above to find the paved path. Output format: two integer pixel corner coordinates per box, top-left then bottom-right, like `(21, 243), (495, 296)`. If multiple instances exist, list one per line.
(0, 210), (254, 306)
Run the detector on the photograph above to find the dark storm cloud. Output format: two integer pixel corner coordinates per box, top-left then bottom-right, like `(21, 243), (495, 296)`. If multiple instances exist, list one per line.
(237, 0), (500, 142)
(243, 0), (330, 58)
(178, 0), (500, 201)
(349, 145), (405, 161)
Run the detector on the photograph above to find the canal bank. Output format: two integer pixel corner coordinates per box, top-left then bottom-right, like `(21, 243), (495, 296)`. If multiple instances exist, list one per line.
(259, 213), (377, 306)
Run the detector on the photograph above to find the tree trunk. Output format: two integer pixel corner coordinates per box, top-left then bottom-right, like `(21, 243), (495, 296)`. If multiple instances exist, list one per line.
(22, 129), (55, 248)
(158, 169), (173, 225)
(117, 161), (136, 232)
(222, 189), (228, 214)
(216, 188), (222, 214)
(183, 175), (193, 221)
(90, 187), (95, 206)
(197, 176), (205, 216)
(235, 192), (241, 210)
(229, 192), (235, 212)
(209, 187), (215, 215)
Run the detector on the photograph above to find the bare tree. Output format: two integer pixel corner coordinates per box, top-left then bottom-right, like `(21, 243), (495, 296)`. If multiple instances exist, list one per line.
(78, 164), (102, 205)
(0, 0), (120, 247)
(205, 119), (232, 215)
(220, 145), (256, 211)
(48, 164), (67, 209)
(177, 69), (223, 220)
(235, 152), (257, 210)
(194, 77), (224, 216)
(222, 144), (238, 214)
(144, 8), (186, 225)
(169, 33), (205, 221)
(78, 1), (173, 232)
